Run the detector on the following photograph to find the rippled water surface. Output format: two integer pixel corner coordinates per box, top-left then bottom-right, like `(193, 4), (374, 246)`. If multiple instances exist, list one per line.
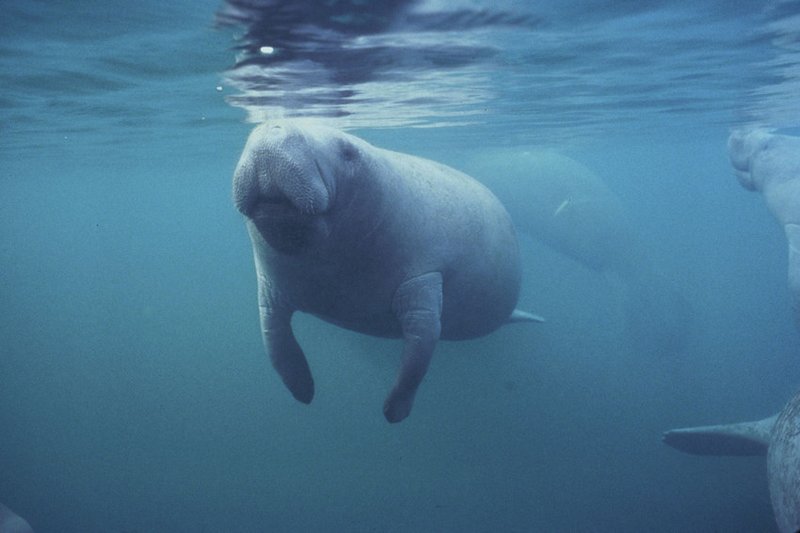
(3, 0), (800, 148)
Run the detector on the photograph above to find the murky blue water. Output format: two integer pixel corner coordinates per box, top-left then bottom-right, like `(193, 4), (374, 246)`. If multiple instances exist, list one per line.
(1, 1), (799, 531)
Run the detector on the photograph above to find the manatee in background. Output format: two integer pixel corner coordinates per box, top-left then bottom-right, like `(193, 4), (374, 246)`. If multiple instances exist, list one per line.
(233, 120), (541, 423)
(462, 149), (691, 355)
(729, 129), (800, 331)
(663, 389), (800, 533)
(0, 503), (34, 533)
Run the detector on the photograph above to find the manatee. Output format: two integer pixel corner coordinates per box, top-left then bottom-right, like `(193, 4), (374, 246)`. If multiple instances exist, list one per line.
(233, 120), (541, 423)
(729, 129), (800, 330)
(0, 503), (34, 533)
(461, 149), (691, 355)
(663, 389), (800, 533)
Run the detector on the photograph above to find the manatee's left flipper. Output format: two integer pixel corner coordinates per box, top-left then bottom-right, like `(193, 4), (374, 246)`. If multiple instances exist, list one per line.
(384, 272), (443, 423)
(506, 309), (546, 324)
(255, 268), (314, 404)
(662, 414), (777, 456)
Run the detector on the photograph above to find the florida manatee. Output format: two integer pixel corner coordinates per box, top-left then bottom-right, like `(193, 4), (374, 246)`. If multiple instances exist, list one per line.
(461, 149), (691, 355)
(233, 120), (541, 423)
(663, 390), (800, 533)
(729, 129), (800, 330)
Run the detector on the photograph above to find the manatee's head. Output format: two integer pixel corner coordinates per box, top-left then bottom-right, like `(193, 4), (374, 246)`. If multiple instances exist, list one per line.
(233, 121), (345, 254)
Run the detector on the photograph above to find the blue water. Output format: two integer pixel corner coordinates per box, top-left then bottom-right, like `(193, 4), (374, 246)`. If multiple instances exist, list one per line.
(1, 1), (799, 531)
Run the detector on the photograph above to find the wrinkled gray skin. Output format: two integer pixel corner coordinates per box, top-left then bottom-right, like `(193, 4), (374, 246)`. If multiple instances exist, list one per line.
(233, 120), (537, 423)
(729, 129), (800, 331)
(663, 389), (800, 533)
(0, 503), (34, 533)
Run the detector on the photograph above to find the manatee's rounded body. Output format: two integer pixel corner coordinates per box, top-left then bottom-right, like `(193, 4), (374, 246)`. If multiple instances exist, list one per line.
(244, 129), (521, 340)
(233, 120), (530, 422)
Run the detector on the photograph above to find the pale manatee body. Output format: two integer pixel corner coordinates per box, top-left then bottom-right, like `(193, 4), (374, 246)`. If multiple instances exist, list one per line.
(729, 129), (800, 330)
(663, 389), (800, 533)
(462, 150), (644, 274)
(233, 120), (540, 423)
(0, 504), (34, 533)
(461, 149), (691, 355)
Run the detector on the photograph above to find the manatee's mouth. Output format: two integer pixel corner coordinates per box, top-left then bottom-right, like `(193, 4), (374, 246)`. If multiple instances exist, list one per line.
(251, 192), (298, 218)
(250, 194), (321, 254)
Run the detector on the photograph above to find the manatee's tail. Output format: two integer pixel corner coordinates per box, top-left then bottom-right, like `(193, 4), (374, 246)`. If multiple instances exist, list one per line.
(662, 414), (778, 456)
(506, 309), (545, 324)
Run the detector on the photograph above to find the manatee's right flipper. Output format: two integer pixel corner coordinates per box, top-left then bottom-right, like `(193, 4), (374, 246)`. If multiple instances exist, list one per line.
(384, 272), (443, 423)
(662, 414), (778, 456)
(255, 268), (314, 404)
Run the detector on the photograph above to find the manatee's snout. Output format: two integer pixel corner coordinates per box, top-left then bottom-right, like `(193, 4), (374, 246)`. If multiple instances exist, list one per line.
(234, 123), (332, 217)
(233, 123), (334, 254)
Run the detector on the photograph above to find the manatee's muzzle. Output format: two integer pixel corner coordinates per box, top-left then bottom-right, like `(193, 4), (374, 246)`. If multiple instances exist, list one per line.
(233, 124), (334, 255)
(250, 195), (327, 255)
